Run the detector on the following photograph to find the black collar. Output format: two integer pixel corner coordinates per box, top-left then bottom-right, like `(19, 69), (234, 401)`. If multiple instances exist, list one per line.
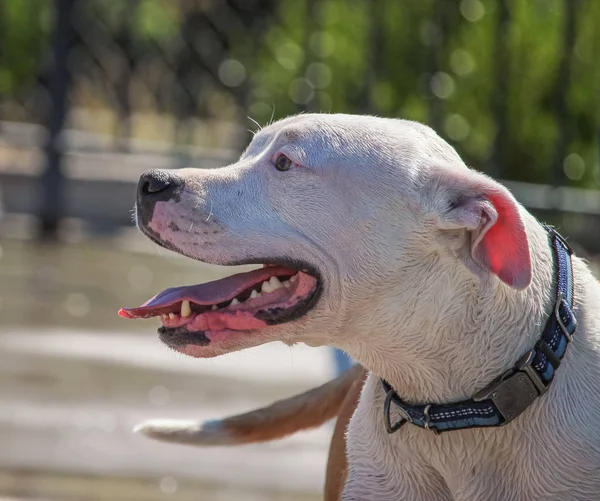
(382, 225), (577, 435)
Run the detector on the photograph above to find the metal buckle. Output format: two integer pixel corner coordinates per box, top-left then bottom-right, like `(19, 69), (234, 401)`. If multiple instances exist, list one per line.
(423, 404), (440, 435)
(473, 350), (545, 424)
(383, 388), (410, 434)
(555, 292), (575, 342)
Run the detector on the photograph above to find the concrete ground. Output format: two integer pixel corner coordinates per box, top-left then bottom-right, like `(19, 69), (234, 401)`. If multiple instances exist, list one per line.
(0, 328), (334, 501)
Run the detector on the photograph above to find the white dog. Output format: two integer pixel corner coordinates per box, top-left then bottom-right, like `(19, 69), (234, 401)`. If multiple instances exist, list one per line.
(121, 114), (600, 500)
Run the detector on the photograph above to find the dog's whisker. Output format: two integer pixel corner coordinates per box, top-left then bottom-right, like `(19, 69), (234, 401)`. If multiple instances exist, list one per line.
(205, 200), (213, 222)
(268, 103), (275, 126)
(247, 116), (262, 132)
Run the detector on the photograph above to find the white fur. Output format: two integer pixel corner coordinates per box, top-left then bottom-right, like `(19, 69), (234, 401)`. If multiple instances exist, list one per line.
(138, 113), (600, 500)
(134, 419), (234, 446)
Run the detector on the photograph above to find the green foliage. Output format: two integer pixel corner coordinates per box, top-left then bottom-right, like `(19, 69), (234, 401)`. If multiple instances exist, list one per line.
(1, 0), (598, 187)
(133, 0), (180, 41)
(0, 0), (51, 95)
(247, 0), (600, 187)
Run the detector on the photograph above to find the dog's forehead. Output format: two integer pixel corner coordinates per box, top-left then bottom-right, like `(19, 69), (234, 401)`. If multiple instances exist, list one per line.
(247, 115), (329, 150)
(251, 114), (449, 154)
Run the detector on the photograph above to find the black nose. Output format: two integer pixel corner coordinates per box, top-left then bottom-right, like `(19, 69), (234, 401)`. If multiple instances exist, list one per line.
(138, 169), (183, 196)
(136, 169), (184, 225)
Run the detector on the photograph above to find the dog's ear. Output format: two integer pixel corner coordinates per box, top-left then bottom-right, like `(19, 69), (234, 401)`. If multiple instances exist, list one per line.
(424, 164), (532, 290)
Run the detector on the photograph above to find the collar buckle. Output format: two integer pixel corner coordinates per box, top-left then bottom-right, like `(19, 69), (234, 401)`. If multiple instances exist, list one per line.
(423, 404), (440, 435)
(473, 349), (545, 424)
(383, 385), (410, 434)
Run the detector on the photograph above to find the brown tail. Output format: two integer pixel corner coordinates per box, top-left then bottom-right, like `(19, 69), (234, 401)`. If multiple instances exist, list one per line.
(134, 363), (365, 446)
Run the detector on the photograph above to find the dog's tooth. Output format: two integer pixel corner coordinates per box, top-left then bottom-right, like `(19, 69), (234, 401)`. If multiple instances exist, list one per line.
(250, 290), (259, 299)
(282, 280), (291, 288)
(168, 313), (176, 320)
(261, 280), (273, 293)
(211, 304), (218, 311)
(180, 300), (191, 318)
(269, 276), (283, 290)
(161, 314), (168, 320)
(230, 298), (240, 306)
(290, 274), (298, 284)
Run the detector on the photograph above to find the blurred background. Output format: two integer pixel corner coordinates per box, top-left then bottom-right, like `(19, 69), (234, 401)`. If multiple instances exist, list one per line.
(0, 0), (599, 500)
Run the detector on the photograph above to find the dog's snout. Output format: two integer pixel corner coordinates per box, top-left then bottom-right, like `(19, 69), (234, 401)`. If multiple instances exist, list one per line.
(136, 169), (185, 225)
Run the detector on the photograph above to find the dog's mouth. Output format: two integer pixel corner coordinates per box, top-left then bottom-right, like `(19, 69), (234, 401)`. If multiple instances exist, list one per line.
(119, 262), (321, 355)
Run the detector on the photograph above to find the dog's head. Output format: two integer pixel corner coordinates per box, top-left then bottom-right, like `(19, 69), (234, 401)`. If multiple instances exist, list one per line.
(120, 114), (532, 359)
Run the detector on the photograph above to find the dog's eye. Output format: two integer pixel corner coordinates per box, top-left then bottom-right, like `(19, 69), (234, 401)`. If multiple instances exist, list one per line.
(274, 154), (293, 172)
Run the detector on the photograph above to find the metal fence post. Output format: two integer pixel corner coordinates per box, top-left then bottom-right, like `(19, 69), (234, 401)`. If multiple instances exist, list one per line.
(38, 0), (75, 240)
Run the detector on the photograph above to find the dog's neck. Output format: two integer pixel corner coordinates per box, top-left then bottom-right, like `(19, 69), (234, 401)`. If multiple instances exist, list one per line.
(345, 217), (557, 404)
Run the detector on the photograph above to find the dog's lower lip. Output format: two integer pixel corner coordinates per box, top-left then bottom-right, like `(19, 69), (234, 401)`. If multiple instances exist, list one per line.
(158, 327), (210, 347)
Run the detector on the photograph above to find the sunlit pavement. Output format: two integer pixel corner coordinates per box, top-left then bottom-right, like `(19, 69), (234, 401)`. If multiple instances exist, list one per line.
(0, 327), (333, 500)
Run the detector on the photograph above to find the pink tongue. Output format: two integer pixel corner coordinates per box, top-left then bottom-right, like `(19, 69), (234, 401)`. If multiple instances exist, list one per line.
(119, 266), (293, 319)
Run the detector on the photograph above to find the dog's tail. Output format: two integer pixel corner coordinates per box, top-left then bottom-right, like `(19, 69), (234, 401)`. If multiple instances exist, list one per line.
(134, 364), (364, 446)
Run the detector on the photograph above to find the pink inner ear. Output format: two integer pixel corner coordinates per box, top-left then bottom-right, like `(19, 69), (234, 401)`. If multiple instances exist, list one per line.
(473, 193), (532, 290)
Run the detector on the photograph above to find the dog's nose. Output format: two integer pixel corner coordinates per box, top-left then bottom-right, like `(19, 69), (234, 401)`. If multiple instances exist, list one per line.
(136, 169), (185, 224)
(138, 169), (183, 197)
